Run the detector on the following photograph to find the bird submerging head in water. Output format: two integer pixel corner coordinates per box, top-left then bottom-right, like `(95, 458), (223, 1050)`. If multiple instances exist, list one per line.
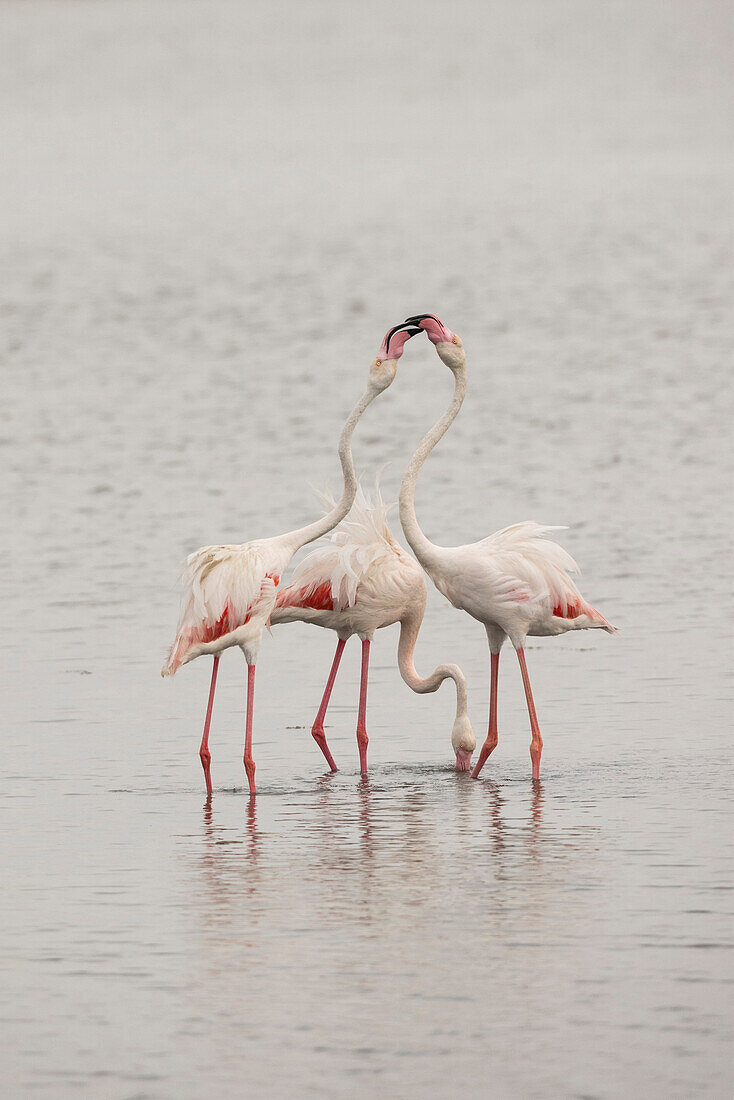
(271, 485), (476, 774)
(161, 322), (420, 795)
(396, 314), (616, 781)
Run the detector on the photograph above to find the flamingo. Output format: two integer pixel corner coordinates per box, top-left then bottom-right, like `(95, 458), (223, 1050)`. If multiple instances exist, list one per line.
(397, 314), (616, 781)
(161, 322), (419, 795)
(270, 485), (475, 774)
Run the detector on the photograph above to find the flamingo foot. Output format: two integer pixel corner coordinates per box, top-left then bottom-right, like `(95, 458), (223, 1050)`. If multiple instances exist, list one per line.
(244, 754), (256, 796)
(470, 736), (497, 779)
(455, 748), (473, 772)
(357, 730), (368, 776)
(200, 748), (213, 795)
(311, 725), (338, 772)
(530, 742), (542, 781)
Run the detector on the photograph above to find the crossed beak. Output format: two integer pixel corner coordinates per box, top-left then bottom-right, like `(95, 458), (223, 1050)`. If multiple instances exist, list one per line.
(403, 313), (455, 344)
(404, 313), (441, 326)
(379, 322), (422, 361)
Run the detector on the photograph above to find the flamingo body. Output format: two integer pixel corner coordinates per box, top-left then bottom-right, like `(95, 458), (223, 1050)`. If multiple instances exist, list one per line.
(162, 538), (292, 674)
(273, 488), (425, 641)
(398, 314), (615, 780)
(271, 488), (475, 772)
(160, 323), (420, 795)
(429, 522), (615, 649)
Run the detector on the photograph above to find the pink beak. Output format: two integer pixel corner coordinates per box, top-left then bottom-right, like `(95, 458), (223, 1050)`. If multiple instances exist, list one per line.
(455, 748), (473, 772)
(403, 313), (455, 345)
(378, 322), (422, 361)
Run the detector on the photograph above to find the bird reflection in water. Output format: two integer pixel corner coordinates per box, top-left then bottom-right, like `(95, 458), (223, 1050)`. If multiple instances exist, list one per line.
(195, 793), (262, 932)
(188, 769), (597, 964)
(531, 779), (545, 834)
(356, 775), (375, 864)
(201, 792), (259, 856)
(311, 772), (378, 872)
(478, 779), (546, 862)
(201, 792), (258, 856)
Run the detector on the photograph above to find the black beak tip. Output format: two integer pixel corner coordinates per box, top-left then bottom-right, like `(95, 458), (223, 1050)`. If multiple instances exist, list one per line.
(384, 320), (421, 355)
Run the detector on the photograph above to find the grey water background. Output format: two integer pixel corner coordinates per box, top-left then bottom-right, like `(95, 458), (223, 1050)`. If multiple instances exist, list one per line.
(2, 0), (733, 1095)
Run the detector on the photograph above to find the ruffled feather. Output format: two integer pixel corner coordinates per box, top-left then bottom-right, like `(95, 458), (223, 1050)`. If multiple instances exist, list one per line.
(276, 485), (405, 613)
(162, 541), (278, 675)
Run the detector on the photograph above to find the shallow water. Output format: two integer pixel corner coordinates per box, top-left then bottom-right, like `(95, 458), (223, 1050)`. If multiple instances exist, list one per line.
(2, 0), (733, 1096)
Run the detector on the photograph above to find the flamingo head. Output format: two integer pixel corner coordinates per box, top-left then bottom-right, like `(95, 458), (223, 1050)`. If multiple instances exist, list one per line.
(455, 748), (473, 772)
(370, 323), (421, 391)
(451, 713), (476, 772)
(404, 313), (465, 371)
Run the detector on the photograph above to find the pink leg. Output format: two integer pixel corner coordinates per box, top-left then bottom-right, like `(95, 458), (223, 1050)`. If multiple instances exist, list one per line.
(471, 651), (500, 779)
(243, 664), (256, 795)
(311, 638), (346, 772)
(517, 649), (543, 780)
(356, 639), (370, 775)
(199, 655), (220, 795)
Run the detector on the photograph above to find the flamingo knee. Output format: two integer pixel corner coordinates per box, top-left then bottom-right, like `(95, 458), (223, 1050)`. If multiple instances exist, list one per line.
(243, 753), (256, 794)
(199, 748), (213, 794)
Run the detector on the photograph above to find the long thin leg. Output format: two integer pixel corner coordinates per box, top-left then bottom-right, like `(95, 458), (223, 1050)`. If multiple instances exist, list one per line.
(356, 639), (370, 775)
(471, 651), (500, 779)
(517, 648), (543, 780)
(199, 655), (220, 794)
(311, 637), (346, 772)
(243, 664), (256, 795)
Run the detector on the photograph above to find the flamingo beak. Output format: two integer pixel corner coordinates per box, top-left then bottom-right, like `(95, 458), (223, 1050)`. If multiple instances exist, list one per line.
(455, 748), (473, 772)
(378, 322), (422, 362)
(403, 313), (455, 344)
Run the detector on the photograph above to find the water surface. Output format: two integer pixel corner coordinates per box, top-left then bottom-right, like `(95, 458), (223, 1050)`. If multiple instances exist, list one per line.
(2, 1), (733, 1095)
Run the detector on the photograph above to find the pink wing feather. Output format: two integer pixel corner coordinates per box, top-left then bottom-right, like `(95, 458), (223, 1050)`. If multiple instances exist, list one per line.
(162, 542), (280, 675)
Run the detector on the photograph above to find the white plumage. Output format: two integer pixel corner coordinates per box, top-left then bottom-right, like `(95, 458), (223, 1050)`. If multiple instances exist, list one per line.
(433, 521), (615, 644)
(397, 314), (616, 781)
(271, 486), (476, 772)
(273, 486), (423, 632)
(162, 538), (290, 675)
(160, 323), (418, 795)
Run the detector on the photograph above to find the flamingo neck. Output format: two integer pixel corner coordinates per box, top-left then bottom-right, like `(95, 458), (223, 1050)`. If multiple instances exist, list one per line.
(398, 365), (467, 570)
(396, 612), (470, 732)
(283, 385), (377, 556)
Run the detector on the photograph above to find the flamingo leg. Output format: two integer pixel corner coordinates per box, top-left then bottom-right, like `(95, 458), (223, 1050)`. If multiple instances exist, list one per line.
(356, 639), (371, 775)
(471, 651), (500, 779)
(516, 648), (543, 780)
(199, 655), (220, 795)
(243, 664), (257, 795)
(311, 637), (346, 772)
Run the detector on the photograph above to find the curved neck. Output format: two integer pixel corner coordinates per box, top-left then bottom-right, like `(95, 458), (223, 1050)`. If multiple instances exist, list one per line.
(282, 385), (377, 555)
(396, 612), (468, 722)
(398, 366), (466, 568)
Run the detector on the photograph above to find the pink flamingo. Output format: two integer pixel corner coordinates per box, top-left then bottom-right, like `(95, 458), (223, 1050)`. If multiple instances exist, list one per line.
(270, 486), (475, 774)
(161, 323), (419, 795)
(398, 314), (616, 781)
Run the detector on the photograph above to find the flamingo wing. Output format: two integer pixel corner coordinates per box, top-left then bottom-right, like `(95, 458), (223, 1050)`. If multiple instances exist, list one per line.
(163, 542), (278, 674)
(276, 485), (405, 614)
(479, 523), (613, 628)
